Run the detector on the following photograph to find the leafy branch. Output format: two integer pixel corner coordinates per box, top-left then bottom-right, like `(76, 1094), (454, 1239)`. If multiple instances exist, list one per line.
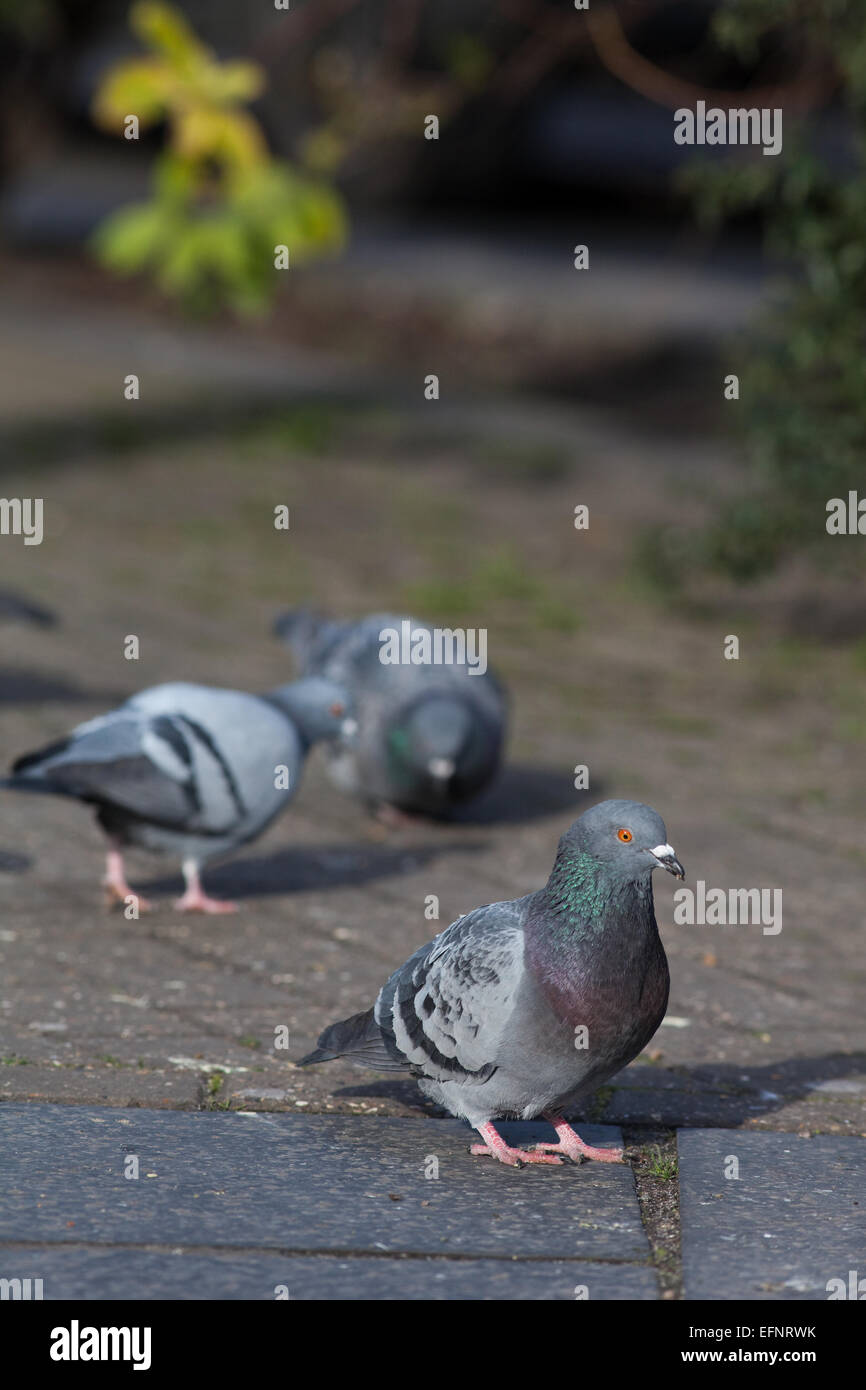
(90, 1), (347, 314)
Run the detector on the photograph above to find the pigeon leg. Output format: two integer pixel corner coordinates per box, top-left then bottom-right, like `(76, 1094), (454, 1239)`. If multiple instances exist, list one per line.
(530, 1115), (624, 1164)
(470, 1121), (563, 1167)
(174, 859), (238, 915)
(375, 802), (428, 830)
(103, 848), (151, 912)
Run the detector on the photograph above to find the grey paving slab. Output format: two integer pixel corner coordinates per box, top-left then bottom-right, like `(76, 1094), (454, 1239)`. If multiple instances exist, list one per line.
(0, 1106), (648, 1262)
(679, 1130), (866, 1300)
(0, 1248), (657, 1300)
(0, 1066), (202, 1109)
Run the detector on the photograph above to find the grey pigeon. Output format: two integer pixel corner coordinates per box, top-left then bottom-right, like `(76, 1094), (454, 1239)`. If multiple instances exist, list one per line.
(300, 799), (683, 1166)
(274, 609), (506, 818)
(5, 676), (353, 913)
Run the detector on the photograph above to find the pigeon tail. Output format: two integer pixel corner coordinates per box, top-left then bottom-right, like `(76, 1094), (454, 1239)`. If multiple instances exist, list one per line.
(11, 736), (74, 778)
(297, 1007), (408, 1072)
(273, 608), (336, 668)
(2, 740), (82, 796)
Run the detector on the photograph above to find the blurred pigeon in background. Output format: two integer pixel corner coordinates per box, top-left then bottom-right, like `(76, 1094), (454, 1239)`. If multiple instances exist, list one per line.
(300, 799), (684, 1166)
(274, 609), (507, 819)
(4, 676), (353, 913)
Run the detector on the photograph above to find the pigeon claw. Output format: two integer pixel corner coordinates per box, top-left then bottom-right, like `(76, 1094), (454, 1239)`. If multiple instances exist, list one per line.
(173, 891), (239, 915)
(470, 1122), (564, 1166)
(102, 882), (152, 914)
(530, 1140), (623, 1163)
(469, 1142), (562, 1167)
(103, 850), (152, 913)
(375, 803), (426, 830)
(538, 1117), (625, 1164)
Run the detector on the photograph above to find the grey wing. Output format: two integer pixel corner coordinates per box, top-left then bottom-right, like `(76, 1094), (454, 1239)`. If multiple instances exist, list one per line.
(312, 614), (401, 690)
(127, 684), (302, 835)
(324, 614), (507, 711)
(11, 709), (204, 828)
(374, 898), (528, 1085)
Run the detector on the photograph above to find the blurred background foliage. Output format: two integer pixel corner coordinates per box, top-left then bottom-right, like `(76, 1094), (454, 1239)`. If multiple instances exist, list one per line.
(647, 0), (866, 585)
(91, 2), (346, 313)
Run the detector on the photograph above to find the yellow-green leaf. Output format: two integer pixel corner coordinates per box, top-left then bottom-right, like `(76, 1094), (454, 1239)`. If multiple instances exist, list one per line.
(92, 58), (173, 130)
(131, 0), (207, 68)
(91, 202), (173, 272)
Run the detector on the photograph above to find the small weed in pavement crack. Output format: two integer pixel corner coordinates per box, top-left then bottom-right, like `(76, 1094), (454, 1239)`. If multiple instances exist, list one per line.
(625, 1127), (682, 1300)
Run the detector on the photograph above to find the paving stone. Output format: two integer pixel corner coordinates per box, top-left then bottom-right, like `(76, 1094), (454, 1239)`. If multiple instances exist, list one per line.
(0, 1066), (202, 1109)
(0, 1248), (657, 1301)
(0, 1107), (647, 1261)
(679, 1129), (866, 1300)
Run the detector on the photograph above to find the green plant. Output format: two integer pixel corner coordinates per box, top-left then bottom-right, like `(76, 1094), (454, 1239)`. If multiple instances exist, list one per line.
(91, 1), (347, 313)
(646, 1145), (678, 1181)
(651, 0), (866, 584)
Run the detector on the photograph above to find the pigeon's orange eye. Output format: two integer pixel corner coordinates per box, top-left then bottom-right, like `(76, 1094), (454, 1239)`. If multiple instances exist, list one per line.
(329, 702), (345, 717)
(617, 828), (633, 843)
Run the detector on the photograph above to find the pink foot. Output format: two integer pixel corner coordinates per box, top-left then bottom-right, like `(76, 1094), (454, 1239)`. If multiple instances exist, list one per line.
(103, 882), (152, 913)
(103, 849), (152, 912)
(174, 860), (238, 914)
(173, 889), (238, 915)
(470, 1121), (563, 1167)
(470, 1142), (562, 1167)
(531, 1117), (624, 1164)
(375, 803), (426, 829)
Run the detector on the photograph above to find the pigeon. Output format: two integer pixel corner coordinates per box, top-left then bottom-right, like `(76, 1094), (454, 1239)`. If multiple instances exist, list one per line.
(274, 609), (507, 818)
(299, 799), (684, 1166)
(5, 675), (353, 913)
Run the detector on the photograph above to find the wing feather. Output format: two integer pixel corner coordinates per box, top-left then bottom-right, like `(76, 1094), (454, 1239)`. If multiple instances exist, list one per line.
(375, 900), (527, 1085)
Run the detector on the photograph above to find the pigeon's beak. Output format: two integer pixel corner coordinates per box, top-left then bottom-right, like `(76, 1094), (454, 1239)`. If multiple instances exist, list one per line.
(650, 843), (685, 880)
(341, 717), (359, 740)
(428, 757), (456, 783)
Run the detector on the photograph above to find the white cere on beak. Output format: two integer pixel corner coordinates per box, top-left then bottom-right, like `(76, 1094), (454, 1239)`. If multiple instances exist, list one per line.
(428, 757), (456, 780)
(341, 718), (359, 738)
(651, 843), (676, 862)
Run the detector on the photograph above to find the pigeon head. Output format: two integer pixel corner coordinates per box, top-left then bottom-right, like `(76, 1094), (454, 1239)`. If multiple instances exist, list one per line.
(267, 677), (355, 747)
(385, 694), (490, 803)
(560, 799), (684, 883)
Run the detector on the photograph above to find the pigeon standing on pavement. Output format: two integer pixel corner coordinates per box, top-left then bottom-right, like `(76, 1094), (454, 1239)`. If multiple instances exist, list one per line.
(5, 676), (353, 913)
(274, 609), (507, 819)
(299, 799), (684, 1166)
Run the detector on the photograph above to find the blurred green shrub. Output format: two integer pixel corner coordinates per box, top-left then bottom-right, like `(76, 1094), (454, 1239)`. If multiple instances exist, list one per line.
(0, 0), (55, 40)
(91, 1), (347, 314)
(650, 0), (866, 585)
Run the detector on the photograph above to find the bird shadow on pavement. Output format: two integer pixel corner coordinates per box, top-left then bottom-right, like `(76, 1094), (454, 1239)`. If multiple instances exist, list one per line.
(0, 848), (31, 872)
(322, 1052), (866, 1128)
(0, 669), (124, 705)
(574, 1051), (866, 1129)
(140, 838), (485, 901)
(325, 1078), (443, 1114)
(447, 764), (603, 826)
(0, 591), (57, 628)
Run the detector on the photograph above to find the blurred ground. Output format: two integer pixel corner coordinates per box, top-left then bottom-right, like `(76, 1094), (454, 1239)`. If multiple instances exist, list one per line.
(0, 241), (864, 1161)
